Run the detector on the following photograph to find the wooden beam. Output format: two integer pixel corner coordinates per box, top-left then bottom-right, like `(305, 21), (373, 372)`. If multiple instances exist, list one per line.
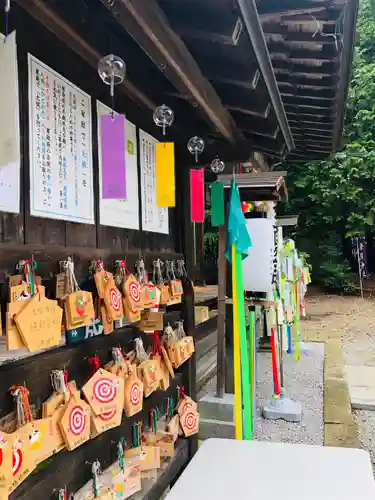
(15, 0), (156, 110)
(292, 132), (332, 140)
(207, 71), (261, 90)
(175, 18), (244, 46)
(226, 103), (272, 119)
(99, 0), (243, 143)
(287, 113), (333, 122)
(241, 126), (280, 139)
(259, 7), (327, 21)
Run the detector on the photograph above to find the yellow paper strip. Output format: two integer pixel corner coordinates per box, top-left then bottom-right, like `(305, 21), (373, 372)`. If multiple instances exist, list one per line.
(156, 142), (175, 207)
(232, 244), (243, 440)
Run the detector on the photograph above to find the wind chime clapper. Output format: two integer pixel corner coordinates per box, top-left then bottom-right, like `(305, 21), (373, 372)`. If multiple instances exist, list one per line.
(98, 53), (126, 116)
(153, 104), (174, 136)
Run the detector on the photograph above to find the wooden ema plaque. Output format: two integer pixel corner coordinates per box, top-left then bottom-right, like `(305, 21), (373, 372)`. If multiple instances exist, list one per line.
(14, 295), (62, 352)
(90, 405), (122, 437)
(160, 345), (174, 378)
(125, 446), (160, 472)
(9, 426), (35, 494)
(123, 369), (143, 417)
(0, 431), (12, 495)
(6, 301), (28, 351)
(122, 274), (143, 312)
(25, 418), (55, 467)
(65, 291), (95, 330)
(177, 396), (198, 417)
(94, 271), (123, 321)
(59, 397), (91, 451)
(179, 406), (200, 437)
(82, 368), (124, 417)
(138, 360), (160, 398)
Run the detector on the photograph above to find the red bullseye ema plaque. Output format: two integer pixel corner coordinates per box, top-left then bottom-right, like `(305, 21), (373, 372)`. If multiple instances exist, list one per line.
(0, 431), (12, 492)
(82, 368), (124, 417)
(59, 398), (91, 451)
(124, 369), (143, 417)
(180, 407), (200, 437)
(91, 406), (122, 437)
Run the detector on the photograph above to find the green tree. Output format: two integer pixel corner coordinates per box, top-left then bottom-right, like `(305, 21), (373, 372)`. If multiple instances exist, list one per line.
(277, 0), (375, 290)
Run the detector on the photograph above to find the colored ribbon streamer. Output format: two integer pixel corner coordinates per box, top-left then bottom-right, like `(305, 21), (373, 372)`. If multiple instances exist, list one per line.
(294, 281), (300, 361)
(190, 168), (204, 222)
(100, 114), (127, 199)
(211, 181), (225, 227)
(156, 142), (175, 207)
(232, 244), (243, 440)
(235, 247), (252, 440)
(271, 328), (280, 397)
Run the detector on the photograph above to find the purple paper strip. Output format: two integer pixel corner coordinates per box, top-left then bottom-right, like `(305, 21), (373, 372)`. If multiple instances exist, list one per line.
(100, 114), (126, 199)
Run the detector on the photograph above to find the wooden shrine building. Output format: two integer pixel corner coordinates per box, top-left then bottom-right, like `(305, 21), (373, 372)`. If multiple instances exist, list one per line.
(0, 0), (358, 497)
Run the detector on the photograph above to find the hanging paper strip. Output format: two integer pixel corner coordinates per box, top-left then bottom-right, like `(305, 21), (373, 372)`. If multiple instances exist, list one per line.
(156, 142), (175, 207)
(190, 168), (204, 222)
(100, 114), (126, 199)
(211, 181), (224, 227)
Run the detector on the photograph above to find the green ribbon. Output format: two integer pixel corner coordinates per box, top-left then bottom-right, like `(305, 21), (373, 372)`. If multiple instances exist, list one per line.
(211, 181), (225, 227)
(118, 438), (125, 473)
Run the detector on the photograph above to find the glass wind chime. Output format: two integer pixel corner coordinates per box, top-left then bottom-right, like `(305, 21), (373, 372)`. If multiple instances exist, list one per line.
(98, 54), (126, 116)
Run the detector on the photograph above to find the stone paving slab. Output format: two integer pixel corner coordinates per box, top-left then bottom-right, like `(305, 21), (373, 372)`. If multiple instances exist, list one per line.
(346, 365), (375, 410)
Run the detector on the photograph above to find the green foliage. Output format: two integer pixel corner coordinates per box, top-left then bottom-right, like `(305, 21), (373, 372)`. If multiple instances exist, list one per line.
(277, 0), (375, 291)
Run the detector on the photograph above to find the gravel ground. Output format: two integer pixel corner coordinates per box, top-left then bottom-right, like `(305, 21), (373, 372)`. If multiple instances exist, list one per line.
(253, 342), (324, 445)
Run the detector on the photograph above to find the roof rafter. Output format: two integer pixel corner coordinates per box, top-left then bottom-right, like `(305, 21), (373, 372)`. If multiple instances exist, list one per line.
(99, 0), (243, 144)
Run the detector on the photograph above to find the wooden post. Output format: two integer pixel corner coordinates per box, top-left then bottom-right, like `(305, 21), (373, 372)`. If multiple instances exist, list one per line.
(216, 225), (227, 398)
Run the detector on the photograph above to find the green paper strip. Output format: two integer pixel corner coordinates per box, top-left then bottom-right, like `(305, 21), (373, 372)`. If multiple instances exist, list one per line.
(211, 181), (225, 227)
(235, 249), (253, 440)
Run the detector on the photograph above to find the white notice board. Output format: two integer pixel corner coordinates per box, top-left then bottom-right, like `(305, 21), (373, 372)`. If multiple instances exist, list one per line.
(97, 101), (140, 229)
(28, 54), (94, 224)
(0, 31), (21, 214)
(139, 129), (169, 234)
(242, 218), (274, 293)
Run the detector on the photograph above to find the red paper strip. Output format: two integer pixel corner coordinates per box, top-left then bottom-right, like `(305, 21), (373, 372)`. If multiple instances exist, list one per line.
(270, 328), (280, 396)
(190, 168), (205, 222)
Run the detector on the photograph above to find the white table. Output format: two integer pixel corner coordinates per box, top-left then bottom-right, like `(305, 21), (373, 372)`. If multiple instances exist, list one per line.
(166, 439), (375, 500)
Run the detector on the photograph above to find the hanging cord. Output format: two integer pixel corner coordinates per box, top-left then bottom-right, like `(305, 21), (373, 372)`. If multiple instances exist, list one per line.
(135, 337), (148, 363)
(91, 460), (102, 498)
(176, 259), (187, 278)
(175, 320), (185, 340)
(117, 437), (125, 473)
(25, 258), (39, 296)
(153, 259), (164, 285)
(89, 355), (100, 374)
(150, 407), (160, 433)
(170, 261), (177, 280)
(151, 331), (162, 356)
(63, 257), (80, 294)
(114, 259), (127, 286)
(161, 324), (176, 344)
(50, 369), (68, 395)
(165, 261), (172, 281)
(136, 259), (147, 286)
(112, 346), (126, 365)
(9, 385), (33, 427)
(132, 421), (142, 448)
(166, 396), (174, 422)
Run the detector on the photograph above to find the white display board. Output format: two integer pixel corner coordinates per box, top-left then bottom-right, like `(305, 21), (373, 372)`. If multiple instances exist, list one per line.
(97, 101), (140, 229)
(28, 54), (94, 224)
(0, 31), (21, 214)
(139, 129), (169, 234)
(242, 218), (274, 293)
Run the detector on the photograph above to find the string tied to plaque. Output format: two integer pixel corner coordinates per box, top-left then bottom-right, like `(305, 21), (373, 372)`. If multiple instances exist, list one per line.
(136, 258), (147, 286)
(134, 337), (148, 363)
(9, 385), (33, 427)
(25, 258), (39, 297)
(176, 259), (187, 278)
(88, 355), (100, 374)
(152, 258), (164, 285)
(50, 369), (68, 396)
(91, 459), (102, 498)
(117, 437), (125, 473)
